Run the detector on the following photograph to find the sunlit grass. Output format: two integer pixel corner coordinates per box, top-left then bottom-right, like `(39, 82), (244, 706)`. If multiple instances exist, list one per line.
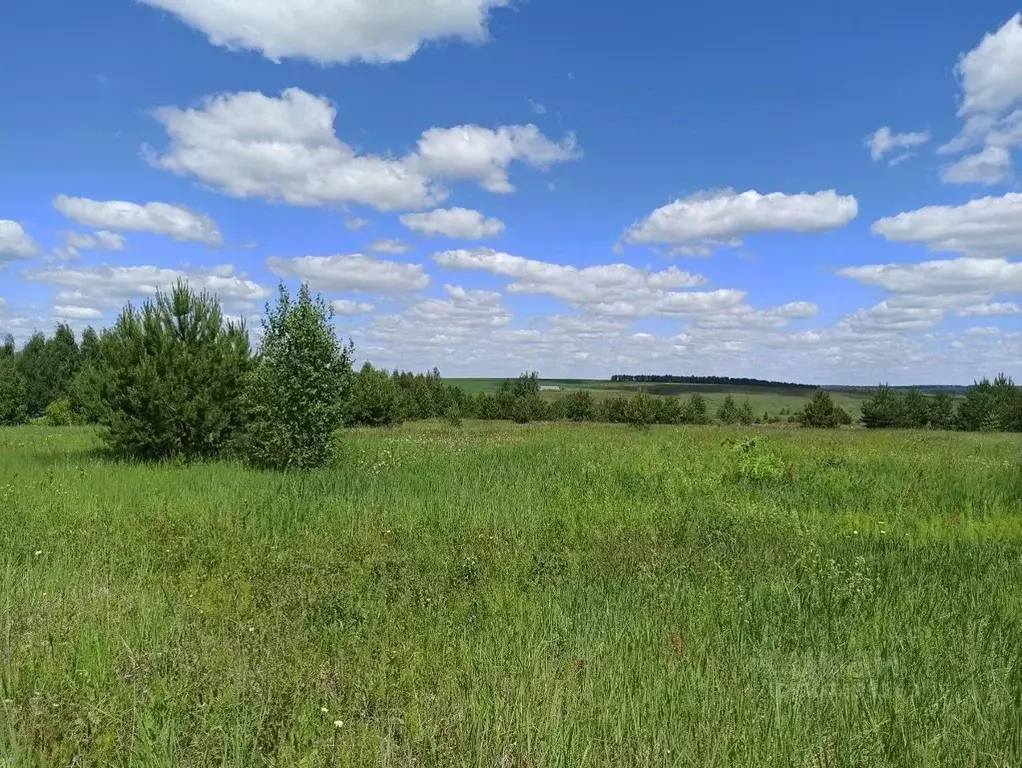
(2, 422), (1021, 766)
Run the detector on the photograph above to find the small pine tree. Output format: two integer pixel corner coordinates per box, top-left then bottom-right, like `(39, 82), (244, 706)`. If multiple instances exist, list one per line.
(716, 394), (740, 425)
(736, 400), (755, 425)
(242, 282), (353, 470)
(97, 281), (252, 460)
(900, 389), (930, 429)
(860, 385), (903, 429)
(0, 354), (29, 425)
(800, 389), (847, 428)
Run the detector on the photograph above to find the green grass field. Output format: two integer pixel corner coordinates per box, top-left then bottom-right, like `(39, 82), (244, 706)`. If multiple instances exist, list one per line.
(3, 422), (1022, 766)
(446, 379), (871, 419)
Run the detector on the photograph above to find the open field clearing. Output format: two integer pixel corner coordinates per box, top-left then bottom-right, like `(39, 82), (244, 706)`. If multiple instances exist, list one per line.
(2, 422), (1021, 766)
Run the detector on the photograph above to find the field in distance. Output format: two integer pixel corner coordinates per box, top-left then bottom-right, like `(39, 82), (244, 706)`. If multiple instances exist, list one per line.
(447, 378), (872, 418)
(3, 421), (1021, 766)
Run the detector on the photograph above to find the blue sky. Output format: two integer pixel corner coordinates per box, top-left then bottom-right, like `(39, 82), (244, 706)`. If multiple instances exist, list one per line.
(2, 0), (1021, 384)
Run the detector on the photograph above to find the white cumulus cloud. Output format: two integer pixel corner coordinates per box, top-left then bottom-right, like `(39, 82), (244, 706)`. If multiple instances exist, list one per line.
(21, 264), (269, 310)
(369, 239), (411, 255)
(871, 193), (1022, 257)
(66, 230), (127, 251)
(138, 0), (511, 65)
(623, 189), (858, 248)
(53, 305), (105, 320)
(431, 247), (770, 319)
(838, 257), (1022, 296)
(940, 15), (1022, 182)
(411, 124), (579, 194)
(400, 207), (505, 239)
(332, 299), (375, 315)
(148, 88), (579, 212)
(0, 220), (39, 262)
(53, 195), (222, 245)
(940, 145), (1012, 184)
(266, 254), (430, 293)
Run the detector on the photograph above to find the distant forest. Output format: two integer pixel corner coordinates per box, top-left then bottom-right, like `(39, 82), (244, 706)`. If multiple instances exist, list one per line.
(611, 375), (973, 395)
(611, 374), (816, 390)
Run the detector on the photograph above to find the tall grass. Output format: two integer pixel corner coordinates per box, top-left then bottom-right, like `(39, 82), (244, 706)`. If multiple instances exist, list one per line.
(2, 423), (1021, 766)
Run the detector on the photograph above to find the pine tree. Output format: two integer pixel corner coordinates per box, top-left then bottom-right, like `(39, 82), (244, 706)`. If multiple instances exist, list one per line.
(860, 385), (904, 429)
(956, 379), (993, 432)
(800, 389), (845, 428)
(900, 389), (930, 429)
(716, 394), (740, 425)
(97, 281), (252, 460)
(0, 354), (28, 425)
(736, 400), (755, 425)
(17, 332), (49, 417)
(928, 391), (956, 431)
(45, 322), (81, 403)
(242, 282), (353, 470)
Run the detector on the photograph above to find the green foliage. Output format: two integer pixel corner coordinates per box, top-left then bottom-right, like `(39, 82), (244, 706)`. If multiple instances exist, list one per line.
(736, 399), (755, 425)
(443, 406), (463, 428)
(800, 389), (849, 428)
(860, 384), (904, 429)
(16, 332), (50, 417)
(900, 389), (930, 429)
(0, 354), (28, 425)
(625, 391), (656, 428)
(721, 436), (785, 483)
(928, 391), (956, 431)
(97, 280), (252, 461)
(44, 397), (75, 426)
(347, 362), (402, 427)
(562, 388), (595, 421)
(46, 323), (81, 402)
(79, 326), (101, 366)
(597, 395), (630, 423)
(715, 394), (740, 424)
(682, 393), (709, 424)
(242, 282), (352, 471)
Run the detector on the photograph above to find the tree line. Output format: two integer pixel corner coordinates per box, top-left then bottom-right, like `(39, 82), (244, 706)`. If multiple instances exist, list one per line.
(858, 379), (1021, 432)
(2, 283), (1020, 467)
(611, 374), (816, 390)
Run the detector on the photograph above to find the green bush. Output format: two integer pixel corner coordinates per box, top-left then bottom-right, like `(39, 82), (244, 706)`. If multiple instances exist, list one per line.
(682, 394), (709, 424)
(44, 397), (75, 426)
(443, 406), (463, 428)
(563, 389), (595, 421)
(242, 283), (353, 471)
(625, 391), (656, 428)
(96, 281), (251, 461)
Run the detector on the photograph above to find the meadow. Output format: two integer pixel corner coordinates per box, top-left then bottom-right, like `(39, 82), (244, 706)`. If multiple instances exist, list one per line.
(2, 422), (1022, 767)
